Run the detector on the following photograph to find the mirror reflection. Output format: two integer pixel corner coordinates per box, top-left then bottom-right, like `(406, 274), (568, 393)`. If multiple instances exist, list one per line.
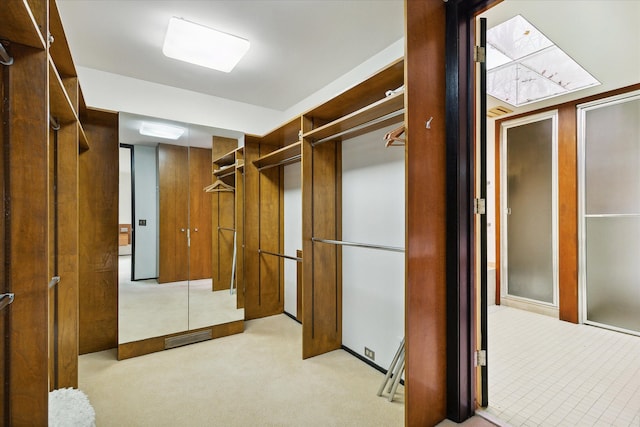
(118, 112), (244, 344)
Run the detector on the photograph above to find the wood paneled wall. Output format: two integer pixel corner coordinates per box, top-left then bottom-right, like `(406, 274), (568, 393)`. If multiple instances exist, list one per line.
(405, 0), (448, 425)
(79, 109), (119, 354)
(244, 139), (284, 319)
(189, 147), (213, 280)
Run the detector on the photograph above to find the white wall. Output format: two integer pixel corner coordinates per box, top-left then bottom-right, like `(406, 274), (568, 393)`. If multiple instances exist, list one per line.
(283, 164), (302, 317)
(78, 38), (404, 137)
(341, 123), (405, 369)
(119, 147), (132, 224)
(132, 145), (158, 280)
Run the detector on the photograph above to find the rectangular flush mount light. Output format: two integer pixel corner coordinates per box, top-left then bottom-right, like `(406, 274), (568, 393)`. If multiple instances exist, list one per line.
(162, 17), (250, 73)
(139, 122), (185, 140)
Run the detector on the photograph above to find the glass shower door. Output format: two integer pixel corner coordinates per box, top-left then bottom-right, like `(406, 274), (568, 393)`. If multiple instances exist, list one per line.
(580, 92), (640, 334)
(501, 112), (558, 306)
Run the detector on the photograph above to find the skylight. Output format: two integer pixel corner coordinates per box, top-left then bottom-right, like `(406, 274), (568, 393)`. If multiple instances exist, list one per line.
(486, 15), (599, 107)
(162, 17), (250, 73)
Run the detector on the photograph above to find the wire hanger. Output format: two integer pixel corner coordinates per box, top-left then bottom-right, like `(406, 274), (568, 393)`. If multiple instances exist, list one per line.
(204, 178), (234, 193)
(384, 124), (405, 147)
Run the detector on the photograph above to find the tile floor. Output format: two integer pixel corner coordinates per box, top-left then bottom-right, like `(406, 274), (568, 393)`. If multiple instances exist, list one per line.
(484, 306), (640, 427)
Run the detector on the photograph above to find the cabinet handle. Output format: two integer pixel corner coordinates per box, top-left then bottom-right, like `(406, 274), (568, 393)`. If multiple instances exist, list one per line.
(180, 228), (185, 232)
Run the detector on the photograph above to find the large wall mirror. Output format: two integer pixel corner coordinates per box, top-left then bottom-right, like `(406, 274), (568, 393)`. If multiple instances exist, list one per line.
(118, 112), (244, 345)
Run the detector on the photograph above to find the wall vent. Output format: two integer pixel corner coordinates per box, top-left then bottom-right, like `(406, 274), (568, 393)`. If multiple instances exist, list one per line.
(165, 330), (212, 349)
(487, 105), (514, 118)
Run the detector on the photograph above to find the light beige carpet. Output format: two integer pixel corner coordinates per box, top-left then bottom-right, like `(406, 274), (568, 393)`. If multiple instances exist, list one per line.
(80, 314), (405, 426)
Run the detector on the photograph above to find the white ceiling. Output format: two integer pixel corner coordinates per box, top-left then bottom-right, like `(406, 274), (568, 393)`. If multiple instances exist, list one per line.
(56, 0), (639, 145)
(56, 0), (404, 112)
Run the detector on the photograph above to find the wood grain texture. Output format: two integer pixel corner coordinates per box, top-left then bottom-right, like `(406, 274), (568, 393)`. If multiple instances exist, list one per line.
(158, 144), (189, 283)
(302, 140), (342, 359)
(189, 147), (213, 280)
(243, 140), (260, 318)
(0, 61), (5, 422)
(117, 320), (244, 360)
(5, 44), (50, 425)
(54, 121), (80, 388)
(405, 0), (448, 425)
(79, 108), (118, 354)
(296, 250), (302, 322)
(558, 104), (578, 323)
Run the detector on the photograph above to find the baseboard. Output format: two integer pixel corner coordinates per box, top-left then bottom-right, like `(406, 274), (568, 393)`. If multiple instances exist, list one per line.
(341, 345), (404, 386)
(283, 311), (301, 324)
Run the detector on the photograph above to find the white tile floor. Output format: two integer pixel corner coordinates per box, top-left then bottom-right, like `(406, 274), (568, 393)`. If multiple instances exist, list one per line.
(485, 306), (640, 427)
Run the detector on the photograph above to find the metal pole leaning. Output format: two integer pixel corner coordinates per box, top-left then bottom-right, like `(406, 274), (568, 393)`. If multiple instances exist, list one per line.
(377, 337), (405, 398)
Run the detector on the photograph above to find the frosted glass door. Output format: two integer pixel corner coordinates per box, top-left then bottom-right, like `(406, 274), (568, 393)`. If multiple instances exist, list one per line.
(581, 94), (640, 334)
(503, 115), (556, 305)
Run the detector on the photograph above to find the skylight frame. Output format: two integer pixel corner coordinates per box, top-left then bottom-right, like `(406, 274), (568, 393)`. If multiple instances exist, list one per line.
(486, 14), (600, 107)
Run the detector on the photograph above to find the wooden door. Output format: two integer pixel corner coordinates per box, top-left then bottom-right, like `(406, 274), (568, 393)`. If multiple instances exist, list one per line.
(159, 144), (189, 283)
(188, 147), (213, 280)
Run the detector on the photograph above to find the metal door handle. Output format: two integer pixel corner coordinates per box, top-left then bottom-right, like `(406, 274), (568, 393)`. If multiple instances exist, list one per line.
(181, 228), (185, 232)
(194, 228), (198, 232)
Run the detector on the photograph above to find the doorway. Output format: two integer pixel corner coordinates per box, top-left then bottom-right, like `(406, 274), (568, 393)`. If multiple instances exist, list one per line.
(499, 112), (558, 312)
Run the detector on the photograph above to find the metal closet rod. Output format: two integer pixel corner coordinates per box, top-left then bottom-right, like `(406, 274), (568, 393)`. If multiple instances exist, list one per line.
(218, 226), (236, 232)
(257, 155), (301, 172)
(0, 293), (14, 311)
(311, 109), (405, 146)
(312, 237), (404, 253)
(258, 249), (302, 262)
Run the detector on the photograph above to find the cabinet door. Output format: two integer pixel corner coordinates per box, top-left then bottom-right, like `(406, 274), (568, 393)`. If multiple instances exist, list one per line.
(158, 144), (189, 283)
(188, 147), (213, 280)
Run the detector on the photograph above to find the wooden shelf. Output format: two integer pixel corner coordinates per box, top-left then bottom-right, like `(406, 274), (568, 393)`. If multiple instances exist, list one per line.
(213, 164), (236, 178)
(0, 1), (46, 50)
(253, 141), (301, 170)
(49, 0), (77, 77)
(304, 58), (404, 124)
(303, 92), (404, 143)
(78, 123), (89, 152)
(49, 58), (77, 125)
(213, 148), (240, 167)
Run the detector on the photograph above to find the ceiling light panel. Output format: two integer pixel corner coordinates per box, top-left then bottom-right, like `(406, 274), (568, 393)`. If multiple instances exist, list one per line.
(139, 122), (186, 140)
(163, 17), (250, 73)
(486, 15), (599, 107)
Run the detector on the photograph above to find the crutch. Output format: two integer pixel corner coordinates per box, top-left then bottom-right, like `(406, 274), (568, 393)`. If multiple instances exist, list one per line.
(377, 337), (405, 401)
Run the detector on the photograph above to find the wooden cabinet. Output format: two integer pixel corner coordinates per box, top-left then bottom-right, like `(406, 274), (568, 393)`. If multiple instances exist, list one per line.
(0, 0), (107, 422)
(159, 144), (213, 283)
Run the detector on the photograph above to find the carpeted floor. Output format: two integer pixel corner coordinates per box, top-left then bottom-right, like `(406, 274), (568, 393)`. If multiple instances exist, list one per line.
(80, 314), (405, 426)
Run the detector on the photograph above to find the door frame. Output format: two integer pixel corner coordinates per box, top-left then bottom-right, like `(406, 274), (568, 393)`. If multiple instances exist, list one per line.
(498, 110), (560, 312)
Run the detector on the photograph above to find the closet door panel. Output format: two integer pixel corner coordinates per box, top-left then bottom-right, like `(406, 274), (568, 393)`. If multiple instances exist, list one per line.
(259, 166), (283, 313)
(303, 140), (342, 358)
(158, 144), (189, 283)
(188, 147), (212, 280)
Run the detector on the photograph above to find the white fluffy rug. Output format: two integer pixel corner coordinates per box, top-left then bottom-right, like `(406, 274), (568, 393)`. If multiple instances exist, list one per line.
(49, 388), (96, 427)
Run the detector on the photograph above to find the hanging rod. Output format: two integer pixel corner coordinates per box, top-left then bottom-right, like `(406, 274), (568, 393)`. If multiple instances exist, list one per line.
(0, 43), (13, 66)
(48, 276), (60, 289)
(218, 226), (236, 232)
(258, 249), (302, 262)
(0, 293), (14, 311)
(311, 109), (405, 147)
(312, 237), (404, 253)
(257, 155), (302, 172)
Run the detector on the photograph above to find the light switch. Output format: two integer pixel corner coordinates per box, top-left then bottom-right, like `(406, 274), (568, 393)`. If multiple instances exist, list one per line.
(139, 219), (147, 226)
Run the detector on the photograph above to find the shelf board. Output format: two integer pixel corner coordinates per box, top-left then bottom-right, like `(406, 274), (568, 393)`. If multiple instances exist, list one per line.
(49, 0), (77, 77)
(49, 58), (77, 125)
(213, 164), (236, 178)
(303, 92), (404, 143)
(253, 141), (302, 170)
(0, 1), (46, 50)
(78, 123), (89, 152)
(212, 148), (238, 167)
